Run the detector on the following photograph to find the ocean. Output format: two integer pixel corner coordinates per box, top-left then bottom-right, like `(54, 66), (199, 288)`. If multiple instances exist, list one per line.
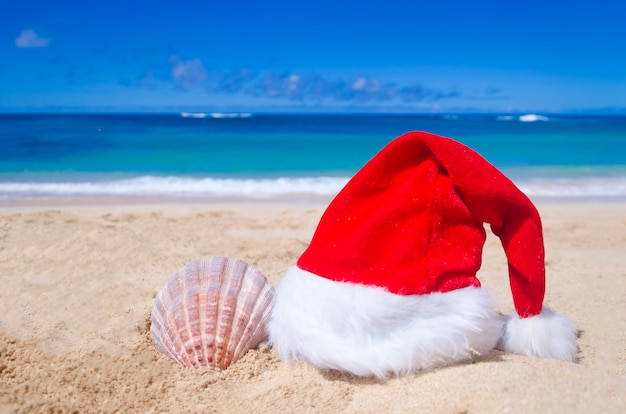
(1, 113), (625, 202)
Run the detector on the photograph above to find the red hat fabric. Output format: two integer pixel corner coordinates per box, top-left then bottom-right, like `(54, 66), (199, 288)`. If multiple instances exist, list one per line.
(297, 131), (544, 318)
(268, 131), (577, 378)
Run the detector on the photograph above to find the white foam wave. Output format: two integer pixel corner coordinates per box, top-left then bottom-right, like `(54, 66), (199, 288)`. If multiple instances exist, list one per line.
(180, 112), (209, 118)
(1, 175), (625, 201)
(180, 112), (253, 119)
(519, 114), (549, 122)
(0, 176), (349, 199)
(516, 176), (626, 198)
(210, 112), (253, 118)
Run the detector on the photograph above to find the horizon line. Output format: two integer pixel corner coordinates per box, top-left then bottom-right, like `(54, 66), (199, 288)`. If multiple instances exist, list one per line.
(1, 111), (625, 117)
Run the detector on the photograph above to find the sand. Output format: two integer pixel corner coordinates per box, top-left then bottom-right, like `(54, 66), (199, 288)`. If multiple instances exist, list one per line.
(0, 200), (625, 413)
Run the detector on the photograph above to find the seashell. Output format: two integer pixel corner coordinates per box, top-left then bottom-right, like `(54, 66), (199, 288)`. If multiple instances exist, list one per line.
(150, 256), (275, 370)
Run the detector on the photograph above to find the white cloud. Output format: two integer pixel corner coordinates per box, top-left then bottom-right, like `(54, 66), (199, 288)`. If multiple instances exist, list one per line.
(352, 77), (367, 90)
(245, 72), (450, 103)
(15, 29), (50, 48)
(148, 59), (465, 104)
(169, 57), (207, 90)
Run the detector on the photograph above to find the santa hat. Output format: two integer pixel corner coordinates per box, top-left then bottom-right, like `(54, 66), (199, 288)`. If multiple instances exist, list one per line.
(268, 131), (577, 378)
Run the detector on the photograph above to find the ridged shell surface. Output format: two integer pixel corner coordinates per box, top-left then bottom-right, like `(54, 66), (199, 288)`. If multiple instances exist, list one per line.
(150, 256), (275, 370)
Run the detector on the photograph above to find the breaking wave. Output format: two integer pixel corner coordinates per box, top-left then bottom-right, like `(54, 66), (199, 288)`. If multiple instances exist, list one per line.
(1, 174), (626, 201)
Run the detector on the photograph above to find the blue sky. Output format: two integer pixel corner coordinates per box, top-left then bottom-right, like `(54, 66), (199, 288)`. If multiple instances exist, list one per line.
(2, 0), (625, 113)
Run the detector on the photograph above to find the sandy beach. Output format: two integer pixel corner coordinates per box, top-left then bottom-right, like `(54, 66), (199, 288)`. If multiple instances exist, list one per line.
(1, 199), (625, 413)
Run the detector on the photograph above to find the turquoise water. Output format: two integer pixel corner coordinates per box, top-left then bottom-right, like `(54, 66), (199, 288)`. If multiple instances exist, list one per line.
(1, 113), (625, 200)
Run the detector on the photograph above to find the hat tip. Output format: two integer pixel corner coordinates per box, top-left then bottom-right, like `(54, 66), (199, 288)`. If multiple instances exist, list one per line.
(497, 306), (578, 362)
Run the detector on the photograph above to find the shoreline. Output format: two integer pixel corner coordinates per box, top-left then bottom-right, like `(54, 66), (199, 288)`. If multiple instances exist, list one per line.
(2, 194), (626, 210)
(2, 169), (626, 203)
(0, 195), (334, 209)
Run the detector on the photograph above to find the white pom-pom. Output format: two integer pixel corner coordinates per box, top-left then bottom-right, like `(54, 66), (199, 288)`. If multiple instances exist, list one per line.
(497, 306), (577, 362)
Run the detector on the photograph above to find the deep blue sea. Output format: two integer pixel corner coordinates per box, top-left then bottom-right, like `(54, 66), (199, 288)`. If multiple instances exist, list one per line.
(1, 113), (625, 202)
